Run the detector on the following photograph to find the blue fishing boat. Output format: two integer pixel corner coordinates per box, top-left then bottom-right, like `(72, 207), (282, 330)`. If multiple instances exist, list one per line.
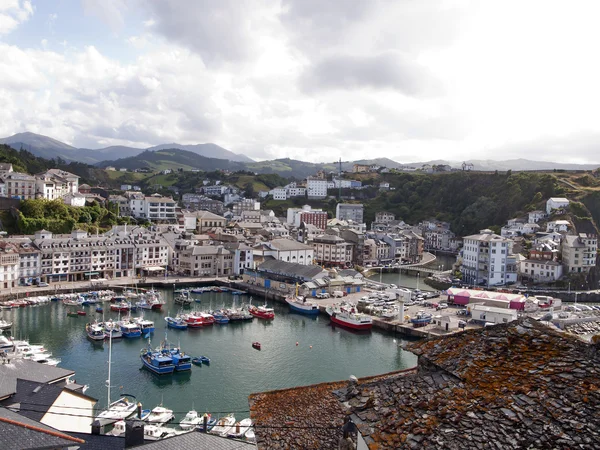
(165, 316), (187, 330)
(286, 295), (320, 316)
(192, 357), (203, 366)
(197, 355), (210, 365)
(96, 306), (103, 313)
(168, 348), (192, 372)
(140, 347), (175, 375)
(119, 321), (142, 338)
(410, 310), (433, 328)
(212, 310), (229, 324)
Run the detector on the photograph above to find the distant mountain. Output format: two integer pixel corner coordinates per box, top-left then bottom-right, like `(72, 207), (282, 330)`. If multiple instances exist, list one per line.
(0, 132), (253, 165)
(410, 158), (600, 171)
(147, 143), (253, 163)
(96, 149), (248, 172)
(0, 132), (78, 161)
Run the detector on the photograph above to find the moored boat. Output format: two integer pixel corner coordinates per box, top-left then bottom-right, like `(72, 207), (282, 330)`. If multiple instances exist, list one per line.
(252, 342), (261, 350)
(286, 295), (319, 316)
(165, 316), (187, 330)
(248, 304), (275, 320)
(140, 347), (175, 375)
(110, 300), (131, 313)
(119, 321), (142, 338)
(197, 413), (217, 432)
(86, 322), (105, 341)
(95, 396), (138, 426)
(0, 318), (13, 331)
(179, 409), (201, 430)
(182, 311), (214, 327)
(144, 405), (174, 425)
(326, 303), (372, 330)
(210, 414), (236, 437)
(227, 418), (253, 439)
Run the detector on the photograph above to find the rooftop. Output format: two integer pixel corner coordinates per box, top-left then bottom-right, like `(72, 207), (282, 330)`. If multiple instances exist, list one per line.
(249, 319), (600, 449)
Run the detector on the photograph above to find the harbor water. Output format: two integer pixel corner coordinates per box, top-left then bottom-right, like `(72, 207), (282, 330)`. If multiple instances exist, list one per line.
(2, 289), (417, 421)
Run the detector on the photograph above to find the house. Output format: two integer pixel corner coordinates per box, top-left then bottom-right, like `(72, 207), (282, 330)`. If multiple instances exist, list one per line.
(470, 304), (518, 325)
(520, 259), (563, 283)
(546, 197), (570, 215)
(374, 211), (395, 223)
(561, 233), (597, 273)
(528, 210), (547, 223)
(335, 203), (364, 223)
(546, 220), (570, 233)
(352, 164), (370, 173)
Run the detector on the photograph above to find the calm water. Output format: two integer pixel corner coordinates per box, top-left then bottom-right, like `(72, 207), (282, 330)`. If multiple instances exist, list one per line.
(369, 253), (457, 290)
(3, 289), (417, 421)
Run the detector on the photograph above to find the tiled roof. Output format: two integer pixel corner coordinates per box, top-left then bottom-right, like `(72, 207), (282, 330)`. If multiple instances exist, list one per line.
(249, 319), (600, 449)
(0, 360), (74, 400)
(268, 238), (313, 251)
(0, 406), (85, 449)
(133, 431), (256, 449)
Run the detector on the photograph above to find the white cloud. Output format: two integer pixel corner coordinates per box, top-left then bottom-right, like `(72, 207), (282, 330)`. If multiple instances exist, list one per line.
(0, 0), (34, 35)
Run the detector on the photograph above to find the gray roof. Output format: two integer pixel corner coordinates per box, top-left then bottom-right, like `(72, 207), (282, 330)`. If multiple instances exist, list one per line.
(268, 238), (312, 251)
(258, 259), (326, 280)
(0, 406), (85, 449)
(0, 360), (74, 400)
(3, 379), (64, 422)
(134, 431), (256, 449)
(68, 432), (126, 450)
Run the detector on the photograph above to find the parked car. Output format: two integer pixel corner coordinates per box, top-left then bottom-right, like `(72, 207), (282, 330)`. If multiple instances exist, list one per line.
(436, 303), (448, 310)
(37, 282), (49, 287)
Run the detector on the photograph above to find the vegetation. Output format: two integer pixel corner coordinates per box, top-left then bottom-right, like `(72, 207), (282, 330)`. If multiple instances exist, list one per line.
(14, 199), (128, 235)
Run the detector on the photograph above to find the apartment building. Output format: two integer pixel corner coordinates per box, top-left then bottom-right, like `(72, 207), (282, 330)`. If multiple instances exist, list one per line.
(306, 178), (328, 199)
(311, 235), (354, 268)
(175, 242), (233, 277)
(0, 241), (20, 289)
(562, 233), (597, 273)
(287, 205), (328, 229)
(461, 229), (518, 286)
(335, 203), (364, 223)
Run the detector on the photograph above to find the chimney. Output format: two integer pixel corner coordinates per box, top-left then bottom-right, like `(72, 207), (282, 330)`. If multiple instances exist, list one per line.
(125, 419), (145, 448)
(91, 420), (101, 435)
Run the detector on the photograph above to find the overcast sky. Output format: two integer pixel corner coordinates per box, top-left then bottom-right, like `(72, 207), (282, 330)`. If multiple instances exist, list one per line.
(1, 0), (600, 164)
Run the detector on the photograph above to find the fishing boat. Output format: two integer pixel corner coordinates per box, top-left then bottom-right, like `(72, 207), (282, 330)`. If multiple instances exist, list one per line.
(179, 409), (202, 430)
(167, 347), (192, 372)
(231, 290), (246, 295)
(182, 311), (214, 327)
(191, 357), (203, 366)
(77, 310), (87, 316)
(248, 304), (275, 320)
(86, 322), (105, 341)
(0, 318), (13, 331)
(326, 303), (372, 330)
(67, 310), (79, 318)
(174, 291), (193, 307)
(165, 316), (187, 330)
(135, 316), (155, 334)
(210, 414), (236, 437)
(103, 321), (123, 339)
(252, 342), (261, 350)
(110, 300), (131, 313)
(410, 310), (433, 328)
(286, 295), (319, 316)
(227, 418), (253, 439)
(95, 306), (103, 313)
(119, 320), (142, 338)
(144, 405), (174, 425)
(197, 413), (217, 432)
(212, 311), (230, 324)
(140, 346), (175, 375)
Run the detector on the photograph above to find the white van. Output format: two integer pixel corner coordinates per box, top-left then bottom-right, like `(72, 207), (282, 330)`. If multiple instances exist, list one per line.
(332, 291), (344, 298)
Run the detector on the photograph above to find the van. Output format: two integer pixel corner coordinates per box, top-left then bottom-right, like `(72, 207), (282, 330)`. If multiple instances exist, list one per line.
(332, 291), (344, 298)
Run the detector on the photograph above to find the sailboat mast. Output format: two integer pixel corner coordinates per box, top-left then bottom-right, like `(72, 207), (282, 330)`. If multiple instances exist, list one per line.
(107, 329), (112, 407)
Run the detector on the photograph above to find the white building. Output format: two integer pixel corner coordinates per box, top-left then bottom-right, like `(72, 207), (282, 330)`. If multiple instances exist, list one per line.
(335, 203), (364, 223)
(546, 197), (570, 215)
(528, 210), (547, 223)
(253, 238), (314, 265)
(461, 229), (518, 286)
(270, 187), (287, 200)
(546, 220), (570, 233)
(470, 304), (518, 325)
(0, 241), (20, 289)
(306, 177), (328, 199)
(520, 259), (563, 282)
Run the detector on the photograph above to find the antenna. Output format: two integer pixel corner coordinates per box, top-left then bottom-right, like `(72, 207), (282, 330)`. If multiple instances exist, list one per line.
(338, 157), (342, 201)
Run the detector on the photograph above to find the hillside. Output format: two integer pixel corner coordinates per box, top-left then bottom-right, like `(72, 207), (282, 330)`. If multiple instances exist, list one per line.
(147, 143), (253, 163)
(410, 158), (600, 171)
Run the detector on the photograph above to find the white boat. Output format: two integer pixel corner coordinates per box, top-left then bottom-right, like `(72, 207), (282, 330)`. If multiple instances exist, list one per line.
(0, 318), (13, 330)
(209, 414), (236, 437)
(143, 424), (177, 441)
(245, 427), (256, 443)
(95, 396), (138, 426)
(227, 418), (252, 438)
(144, 405), (174, 425)
(95, 329), (137, 426)
(106, 420), (127, 437)
(179, 409), (202, 430)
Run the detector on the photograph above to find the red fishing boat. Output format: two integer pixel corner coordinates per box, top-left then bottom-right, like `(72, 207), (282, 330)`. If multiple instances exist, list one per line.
(248, 304), (275, 320)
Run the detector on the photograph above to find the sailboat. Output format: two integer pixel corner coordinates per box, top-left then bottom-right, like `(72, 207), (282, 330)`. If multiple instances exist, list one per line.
(95, 327), (137, 426)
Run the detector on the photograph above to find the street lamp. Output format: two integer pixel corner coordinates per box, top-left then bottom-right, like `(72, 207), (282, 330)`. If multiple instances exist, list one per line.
(416, 272), (420, 290)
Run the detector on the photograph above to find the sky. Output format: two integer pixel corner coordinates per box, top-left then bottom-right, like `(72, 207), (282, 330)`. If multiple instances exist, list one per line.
(1, 0), (600, 164)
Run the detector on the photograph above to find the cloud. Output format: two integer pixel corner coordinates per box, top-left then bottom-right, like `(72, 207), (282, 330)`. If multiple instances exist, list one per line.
(0, 0), (34, 35)
(81, 0), (126, 31)
(141, 0), (275, 65)
(300, 52), (442, 97)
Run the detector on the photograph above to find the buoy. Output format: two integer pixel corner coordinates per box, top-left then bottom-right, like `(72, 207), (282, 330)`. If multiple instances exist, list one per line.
(296, 342), (299, 346)
(309, 345), (313, 349)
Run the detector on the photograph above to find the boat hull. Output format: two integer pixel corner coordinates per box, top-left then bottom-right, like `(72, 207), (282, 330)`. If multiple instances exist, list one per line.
(330, 315), (372, 330)
(287, 301), (320, 316)
(140, 354), (175, 375)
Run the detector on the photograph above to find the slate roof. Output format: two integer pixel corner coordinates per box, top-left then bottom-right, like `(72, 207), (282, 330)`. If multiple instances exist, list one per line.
(133, 431), (256, 449)
(68, 432), (126, 450)
(0, 406), (85, 449)
(257, 259), (326, 281)
(268, 238), (313, 251)
(249, 318), (600, 449)
(0, 360), (74, 400)
(3, 380), (63, 422)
